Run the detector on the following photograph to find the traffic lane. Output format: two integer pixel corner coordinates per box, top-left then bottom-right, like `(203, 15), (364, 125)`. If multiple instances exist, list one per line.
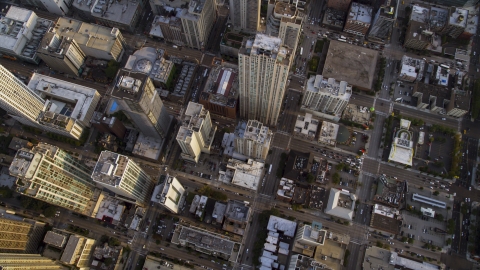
(350, 93), (374, 108)
(393, 104), (459, 130)
(149, 244), (220, 269)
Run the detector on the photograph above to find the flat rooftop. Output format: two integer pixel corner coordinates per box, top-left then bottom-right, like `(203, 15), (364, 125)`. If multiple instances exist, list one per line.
(325, 188), (355, 221)
(241, 120), (271, 145)
(124, 47), (173, 83)
(60, 235), (81, 264)
(449, 8), (468, 28)
(399, 55), (425, 81)
(224, 200), (250, 222)
(318, 121), (339, 146)
(267, 215), (297, 237)
(323, 41), (378, 90)
(91, 151), (131, 187)
(90, 0), (140, 25)
(182, 102), (209, 132)
(132, 133), (163, 160)
(240, 34), (291, 66)
(348, 2), (372, 23)
(43, 231), (67, 248)
(28, 73), (99, 122)
(177, 225), (235, 255)
(388, 132), (414, 167)
(228, 159), (263, 191)
(274, 1), (297, 18)
(94, 195), (124, 222)
(306, 75), (352, 99)
(294, 113), (319, 138)
(48, 17), (122, 53)
(111, 69), (149, 101)
(363, 246), (440, 270)
(301, 225), (326, 245)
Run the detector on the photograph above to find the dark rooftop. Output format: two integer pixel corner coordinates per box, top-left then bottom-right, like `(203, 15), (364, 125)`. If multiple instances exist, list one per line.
(111, 69), (149, 101)
(370, 213), (402, 235)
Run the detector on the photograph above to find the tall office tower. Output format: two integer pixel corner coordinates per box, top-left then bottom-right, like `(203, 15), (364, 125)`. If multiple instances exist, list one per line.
(177, 0), (217, 50)
(238, 34), (291, 126)
(0, 7), (54, 64)
(0, 211), (45, 253)
(234, 120), (272, 160)
(0, 253), (62, 269)
(265, 1), (303, 55)
(9, 143), (96, 215)
(176, 102), (217, 163)
(229, 0), (260, 32)
(0, 65), (45, 125)
(343, 3), (373, 37)
(368, 0), (398, 43)
(110, 70), (172, 140)
(92, 151), (155, 206)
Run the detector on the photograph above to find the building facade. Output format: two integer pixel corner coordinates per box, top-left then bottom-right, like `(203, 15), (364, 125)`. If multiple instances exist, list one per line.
(176, 102), (217, 163)
(234, 120), (272, 160)
(177, 0), (217, 50)
(154, 175), (186, 213)
(367, 0), (398, 43)
(92, 151), (155, 206)
(21, 0), (72, 16)
(238, 34), (291, 126)
(0, 253), (62, 269)
(302, 75), (352, 117)
(0, 214), (45, 253)
(9, 143), (96, 215)
(228, 0), (260, 32)
(37, 35), (86, 76)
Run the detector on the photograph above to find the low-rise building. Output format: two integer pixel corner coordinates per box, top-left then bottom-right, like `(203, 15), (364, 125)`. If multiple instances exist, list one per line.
(90, 0), (146, 32)
(293, 113), (319, 140)
(324, 188), (355, 221)
(293, 224), (326, 256)
(43, 229), (95, 268)
(288, 254), (327, 270)
(404, 5), (435, 50)
(90, 112), (126, 138)
(90, 243), (123, 270)
(318, 121), (339, 147)
(267, 215), (297, 237)
(388, 119), (414, 166)
(398, 55), (425, 82)
(151, 175), (186, 214)
(132, 133), (164, 161)
(91, 193), (125, 225)
(219, 158), (264, 191)
(362, 246), (440, 270)
(276, 178), (295, 202)
(199, 66), (238, 119)
(343, 3), (372, 37)
(442, 8), (468, 38)
(222, 200), (251, 236)
(369, 204), (402, 236)
(322, 8), (346, 31)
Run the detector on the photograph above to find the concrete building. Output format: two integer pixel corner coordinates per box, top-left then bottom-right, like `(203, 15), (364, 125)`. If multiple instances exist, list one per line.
(343, 3), (372, 37)
(0, 253), (62, 269)
(177, 0), (217, 50)
(59, 234), (95, 267)
(288, 254), (326, 270)
(266, 1), (303, 53)
(362, 246), (440, 270)
(123, 47), (174, 88)
(110, 69), (172, 140)
(398, 55), (425, 82)
(276, 178), (295, 202)
(238, 34), (291, 126)
(442, 8), (468, 38)
(318, 121), (340, 146)
(149, 0), (189, 15)
(176, 102), (217, 163)
(90, 0), (146, 32)
(90, 112), (126, 138)
(151, 175), (186, 214)
(369, 204), (402, 235)
(404, 5), (433, 50)
(91, 193), (125, 225)
(20, 0), (72, 16)
(172, 225), (237, 261)
(302, 75), (352, 118)
(367, 0), (398, 43)
(293, 113), (319, 140)
(326, 0), (351, 12)
(0, 6), (53, 64)
(199, 66), (238, 119)
(293, 225), (326, 257)
(229, 0), (260, 32)
(92, 151), (155, 206)
(10, 143), (96, 215)
(388, 119), (414, 166)
(267, 215), (297, 237)
(219, 158), (264, 191)
(324, 188), (356, 221)
(132, 133), (164, 161)
(0, 210), (45, 253)
(222, 200), (251, 236)
(234, 120), (272, 160)
(149, 15), (186, 46)
(37, 18), (125, 76)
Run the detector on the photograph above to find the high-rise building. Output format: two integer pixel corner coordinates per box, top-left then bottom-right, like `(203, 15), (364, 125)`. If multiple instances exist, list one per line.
(343, 3), (372, 37)
(37, 35), (86, 77)
(110, 70), (172, 140)
(228, 0), (260, 32)
(176, 102), (217, 163)
(301, 75), (352, 118)
(234, 120), (272, 160)
(0, 253), (62, 269)
(177, 0), (217, 50)
(0, 210), (45, 253)
(0, 7), (53, 64)
(149, 16), (187, 46)
(151, 175), (186, 213)
(238, 34), (291, 126)
(92, 151), (155, 206)
(9, 143), (96, 215)
(266, 1), (304, 52)
(367, 0), (398, 43)
(20, 0), (72, 16)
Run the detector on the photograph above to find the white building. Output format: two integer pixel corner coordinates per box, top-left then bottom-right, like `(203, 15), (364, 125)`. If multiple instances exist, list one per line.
(219, 159), (264, 191)
(302, 75), (352, 119)
(91, 193), (125, 225)
(324, 188), (356, 221)
(21, 0), (72, 16)
(92, 151), (155, 206)
(151, 175), (186, 214)
(228, 0), (261, 32)
(267, 215), (297, 237)
(234, 120), (272, 160)
(0, 6), (53, 64)
(176, 102), (217, 163)
(293, 113), (319, 140)
(398, 55), (425, 82)
(238, 34), (291, 126)
(318, 121), (339, 146)
(388, 119), (414, 166)
(124, 47), (174, 87)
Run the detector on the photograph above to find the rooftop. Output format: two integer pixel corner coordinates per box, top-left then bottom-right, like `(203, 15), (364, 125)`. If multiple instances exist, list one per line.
(227, 159), (264, 191)
(60, 235), (82, 264)
(399, 55), (425, 82)
(91, 151), (132, 187)
(277, 178), (295, 200)
(43, 231), (67, 248)
(94, 194), (124, 223)
(201, 66), (238, 108)
(267, 215), (297, 237)
(449, 8), (468, 28)
(177, 225), (235, 255)
(124, 47), (174, 83)
(377, 0), (397, 19)
(289, 254), (326, 270)
(464, 13), (478, 34)
(388, 120), (414, 166)
(90, 0), (141, 25)
(429, 7), (448, 30)
(111, 69), (149, 101)
(151, 175), (185, 213)
(212, 202), (227, 223)
(324, 188), (355, 221)
(371, 204), (401, 235)
(318, 121), (339, 146)
(45, 17), (122, 54)
(132, 133), (163, 160)
(241, 120), (271, 145)
(347, 2), (372, 23)
(363, 246), (440, 270)
(323, 41), (378, 90)
(240, 34), (291, 66)
(294, 113), (319, 138)
(274, 1), (297, 18)
(224, 200), (250, 222)
(301, 225), (326, 245)
(28, 73), (99, 123)
(8, 137), (32, 151)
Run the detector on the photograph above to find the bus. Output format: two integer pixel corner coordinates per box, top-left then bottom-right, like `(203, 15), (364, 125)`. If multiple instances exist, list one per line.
(268, 164), (272, 174)
(440, 64), (450, 69)
(300, 47), (303, 56)
(338, 38), (347, 43)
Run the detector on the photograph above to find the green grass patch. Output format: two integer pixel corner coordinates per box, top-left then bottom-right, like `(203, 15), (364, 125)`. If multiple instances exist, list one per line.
(314, 40), (324, 53)
(308, 56), (320, 72)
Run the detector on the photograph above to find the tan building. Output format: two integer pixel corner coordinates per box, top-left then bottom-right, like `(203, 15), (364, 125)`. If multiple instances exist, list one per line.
(222, 200), (251, 236)
(229, 0), (260, 32)
(177, 0), (217, 50)
(60, 234), (95, 267)
(0, 253), (62, 269)
(0, 212), (45, 253)
(344, 3), (372, 37)
(149, 16), (187, 46)
(266, 1), (303, 52)
(37, 34), (85, 77)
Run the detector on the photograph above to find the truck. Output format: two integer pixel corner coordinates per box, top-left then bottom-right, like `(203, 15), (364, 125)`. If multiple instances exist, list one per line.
(268, 164), (272, 174)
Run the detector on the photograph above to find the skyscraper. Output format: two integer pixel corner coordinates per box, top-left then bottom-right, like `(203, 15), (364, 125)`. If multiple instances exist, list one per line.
(176, 102), (217, 163)
(92, 151), (155, 206)
(0, 211), (45, 253)
(9, 143), (96, 215)
(0, 253), (62, 269)
(229, 0), (260, 32)
(177, 0), (217, 50)
(266, 1), (303, 53)
(234, 120), (272, 160)
(238, 34), (291, 126)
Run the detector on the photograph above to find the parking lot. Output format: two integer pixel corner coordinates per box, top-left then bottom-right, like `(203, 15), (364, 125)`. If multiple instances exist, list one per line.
(392, 81), (415, 104)
(401, 213), (447, 248)
(336, 131), (368, 155)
